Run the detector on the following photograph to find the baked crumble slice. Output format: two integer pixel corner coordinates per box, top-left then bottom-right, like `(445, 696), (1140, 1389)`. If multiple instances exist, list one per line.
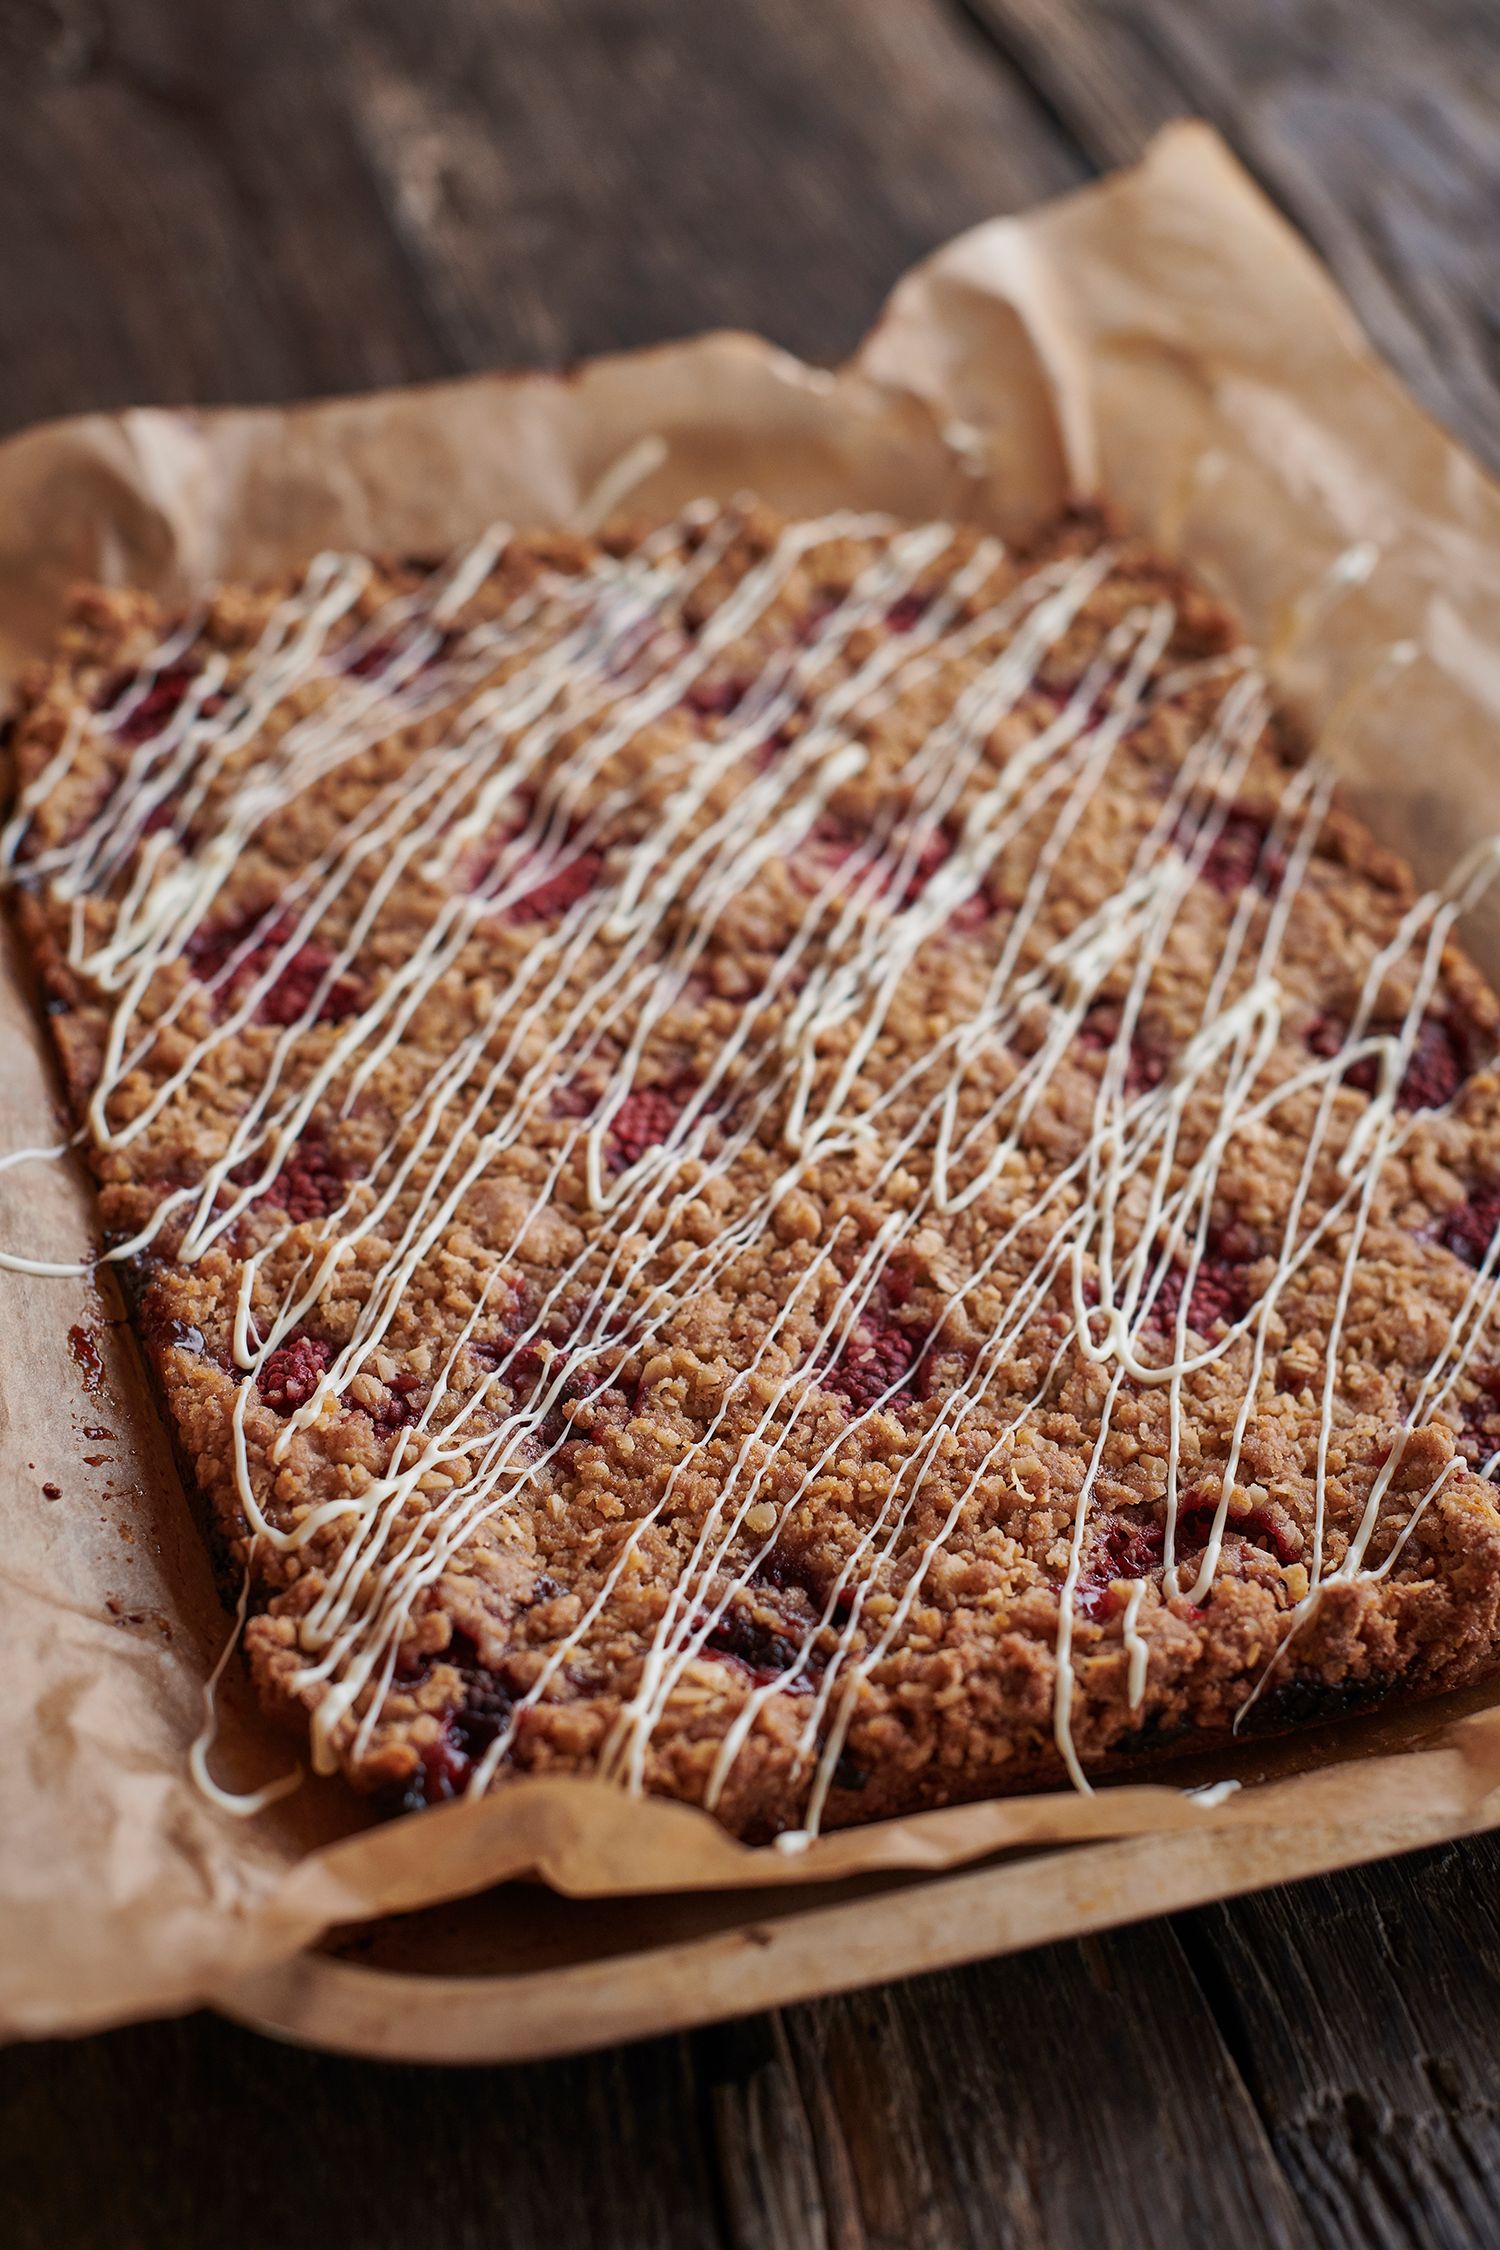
(6, 496), (1500, 1842)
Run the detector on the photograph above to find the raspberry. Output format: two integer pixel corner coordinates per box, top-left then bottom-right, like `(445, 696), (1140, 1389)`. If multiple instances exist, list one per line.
(826, 1319), (917, 1412)
(1181, 808), (1285, 898)
(1455, 1369), (1500, 1476)
(405, 1634), (516, 1806)
(1075, 1515), (1165, 1619)
(886, 592), (931, 633)
(259, 1333), (331, 1416)
(1177, 1490), (1300, 1566)
(1075, 1488), (1296, 1618)
(1144, 1246), (1256, 1338)
(701, 1604), (805, 1685)
(1307, 1010), (1478, 1111)
(549, 1078), (599, 1121)
(1078, 1002), (1167, 1096)
(343, 625), (460, 680)
(188, 913), (362, 1027)
(892, 827), (955, 910)
(510, 1343), (634, 1447)
(608, 1086), (683, 1170)
(1441, 1185), (1500, 1270)
(1388, 1015), (1475, 1110)
(257, 1139), (347, 1225)
(799, 818), (962, 915)
(371, 1370), (424, 1438)
(508, 849), (602, 923)
(102, 664), (225, 746)
(257, 941), (362, 1027)
(751, 1547), (825, 1604)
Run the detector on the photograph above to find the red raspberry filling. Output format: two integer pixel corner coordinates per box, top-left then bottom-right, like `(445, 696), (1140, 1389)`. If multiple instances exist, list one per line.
(1440, 1185), (1500, 1271)
(1178, 807), (1286, 898)
(1455, 1369), (1500, 1477)
(885, 591), (932, 633)
(607, 1085), (685, 1170)
(508, 848), (603, 923)
(824, 1312), (935, 1413)
(1076, 1488), (1297, 1618)
(509, 1342), (635, 1448)
(258, 1333), (332, 1416)
(1307, 1009), (1479, 1111)
(1143, 1232), (1259, 1339)
(1175, 1490), (1300, 1567)
(1078, 1002), (1168, 1096)
(342, 624), (461, 680)
(799, 818), (978, 919)
(750, 1546), (829, 1606)
(253, 1138), (348, 1224)
(699, 1603), (810, 1687)
(404, 1632), (516, 1807)
(371, 1370), (425, 1439)
(101, 663), (226, 746)
(188, 913), (362, 1027)
(1075, 1515), (1165, 1620)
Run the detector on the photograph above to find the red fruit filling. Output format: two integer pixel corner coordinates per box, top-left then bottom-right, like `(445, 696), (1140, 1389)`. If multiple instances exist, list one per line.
(187, 913), (362, 1027)
(549, 1078), (600, 1121)
(1306, 1009), (1479, 1111)
(101, 664), (226, 746)
(371, 1370), (425, 1439)
(1078, 1002), (1168, 1096)
(1440, 1184), (1500, 1271)
(342, 624), (461, 680)
(751, 1547), (828, 1605)
(403, 1633), (516, 1809)
(1145, 1255), (1255, 1339)
(1076, 1489), (1297, 1618)
(799, 817), (970, 917)
(607, 1084), (686, 1170)
(258, 1333), (332, 1416)
(253, 1138), (348, 1224)
(886, 591), (932, 633)
(892, 826), (958, 910)
(1177, 807), (1285, 898)
(509, 1342), (635, 1448)
(700, 1603), (809, 1687)
(1075, 1516), (1166, 1619)
(825, 1316), (931, 1413)
(508, 848), (603, 923)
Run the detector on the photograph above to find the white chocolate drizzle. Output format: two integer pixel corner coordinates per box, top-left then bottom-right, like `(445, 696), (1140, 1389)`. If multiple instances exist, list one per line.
(4, 502), (1499, 1831)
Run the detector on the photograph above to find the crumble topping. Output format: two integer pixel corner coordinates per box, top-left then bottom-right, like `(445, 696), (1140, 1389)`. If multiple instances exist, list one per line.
(6, 497), (1500, 1840)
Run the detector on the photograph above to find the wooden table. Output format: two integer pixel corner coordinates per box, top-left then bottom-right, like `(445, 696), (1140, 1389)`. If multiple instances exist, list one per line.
(3, 4), (1500, 2243)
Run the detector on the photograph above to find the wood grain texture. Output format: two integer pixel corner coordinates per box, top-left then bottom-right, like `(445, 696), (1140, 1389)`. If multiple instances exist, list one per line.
(3, 3), (1500, 2247)
(0, 0), (1081, 435)
(962, 0), (1500, 471)
(1182, 1837), (1500, 2250)
(0, 2009), (724, 2250)
(704, 1929), (1309, 2249)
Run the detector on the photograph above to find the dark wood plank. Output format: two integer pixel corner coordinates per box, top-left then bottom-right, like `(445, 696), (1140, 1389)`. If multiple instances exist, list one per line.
(0, 0), (1082, 439)
(961, 0), (1500, 471)
(701, 1926), (1310, 2250)
(1180, 1832), (1500, 2250)
(0, 2010), (725, 2250)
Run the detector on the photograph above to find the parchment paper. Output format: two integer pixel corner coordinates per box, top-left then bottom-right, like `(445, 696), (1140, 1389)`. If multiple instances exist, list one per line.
(7, 122), (1500, 2042)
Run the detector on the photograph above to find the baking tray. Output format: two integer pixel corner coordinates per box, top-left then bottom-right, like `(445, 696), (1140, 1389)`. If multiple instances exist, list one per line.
(222, 1687), (1500, 2060)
